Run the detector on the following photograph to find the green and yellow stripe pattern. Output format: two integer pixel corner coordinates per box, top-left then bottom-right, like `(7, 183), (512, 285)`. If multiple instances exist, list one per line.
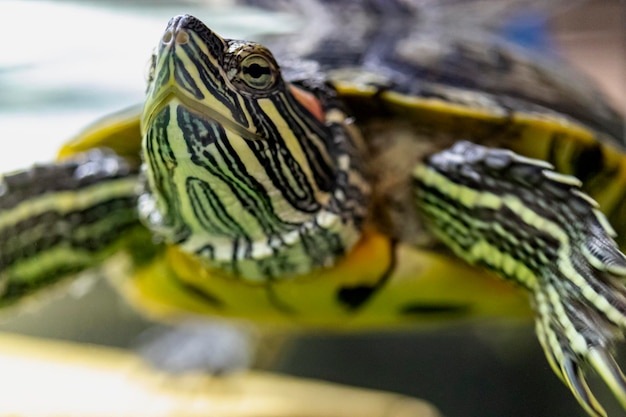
(140, 15), (369, 281)
(0, 150), (140, 308)
(414, 141), (626, 417)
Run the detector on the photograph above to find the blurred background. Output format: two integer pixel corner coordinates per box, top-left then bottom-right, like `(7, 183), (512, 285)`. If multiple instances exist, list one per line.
(0, 1), (624, 416)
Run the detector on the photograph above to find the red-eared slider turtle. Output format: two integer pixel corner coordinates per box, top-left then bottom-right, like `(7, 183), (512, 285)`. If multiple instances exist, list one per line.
(2, 4), (626, 416)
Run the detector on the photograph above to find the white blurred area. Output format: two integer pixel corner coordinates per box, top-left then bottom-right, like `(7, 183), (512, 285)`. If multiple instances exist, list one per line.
(0, 1), (294, 172)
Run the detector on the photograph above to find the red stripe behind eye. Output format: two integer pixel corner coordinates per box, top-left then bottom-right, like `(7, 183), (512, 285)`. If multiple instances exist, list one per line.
(289, 84), (325, 123)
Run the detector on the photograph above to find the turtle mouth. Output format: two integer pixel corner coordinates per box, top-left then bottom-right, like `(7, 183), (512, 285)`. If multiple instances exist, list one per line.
(142, 87), (263, 142)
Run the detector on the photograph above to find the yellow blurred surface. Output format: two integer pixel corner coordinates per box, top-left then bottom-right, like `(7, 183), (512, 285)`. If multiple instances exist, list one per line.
(0, 332), (440, 417)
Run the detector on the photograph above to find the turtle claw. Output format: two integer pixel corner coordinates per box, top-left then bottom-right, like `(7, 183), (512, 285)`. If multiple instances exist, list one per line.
(588, 348), (626, 410)
(535, 307), (607, 417)
(533, 282), (626, 417)
(563, 354), (605, 417)
(415, 143), (626, 416)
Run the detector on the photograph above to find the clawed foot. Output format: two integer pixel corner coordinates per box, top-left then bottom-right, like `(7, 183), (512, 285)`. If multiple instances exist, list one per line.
(415, 142), (626, 416)
(534, 271), (626, 417)
(529, 159), (626, 417)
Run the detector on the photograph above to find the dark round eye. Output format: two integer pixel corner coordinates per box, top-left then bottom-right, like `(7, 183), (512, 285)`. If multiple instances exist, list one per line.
(239, 54), (277, 90)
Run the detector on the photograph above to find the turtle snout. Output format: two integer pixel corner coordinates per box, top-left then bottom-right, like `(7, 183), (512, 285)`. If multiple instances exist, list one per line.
(162, 14), (201, 46)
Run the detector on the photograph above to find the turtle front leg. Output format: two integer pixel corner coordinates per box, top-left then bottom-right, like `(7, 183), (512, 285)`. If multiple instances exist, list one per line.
(413, 141), (626, 417)
(0, 150), (143, 309)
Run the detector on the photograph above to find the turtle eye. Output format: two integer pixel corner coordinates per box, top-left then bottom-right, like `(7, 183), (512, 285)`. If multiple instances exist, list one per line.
(238, 53), (278, 91)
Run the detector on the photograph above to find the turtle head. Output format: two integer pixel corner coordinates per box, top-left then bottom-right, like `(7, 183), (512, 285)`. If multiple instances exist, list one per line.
(140, 15), (369, 280)
(143, 14), (291, 142)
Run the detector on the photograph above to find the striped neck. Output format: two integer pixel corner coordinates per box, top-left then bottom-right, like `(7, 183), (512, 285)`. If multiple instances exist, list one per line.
(140, 15), (369, 281)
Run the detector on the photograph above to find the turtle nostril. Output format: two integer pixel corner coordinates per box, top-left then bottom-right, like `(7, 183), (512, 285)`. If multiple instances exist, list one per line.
(163, 29), (188, 45)
(175, 31), (189, 45)
(162, 30), (173, 44)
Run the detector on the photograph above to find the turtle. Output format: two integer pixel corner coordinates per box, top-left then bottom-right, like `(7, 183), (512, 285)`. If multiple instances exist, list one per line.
(2, 2), (626, 416)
